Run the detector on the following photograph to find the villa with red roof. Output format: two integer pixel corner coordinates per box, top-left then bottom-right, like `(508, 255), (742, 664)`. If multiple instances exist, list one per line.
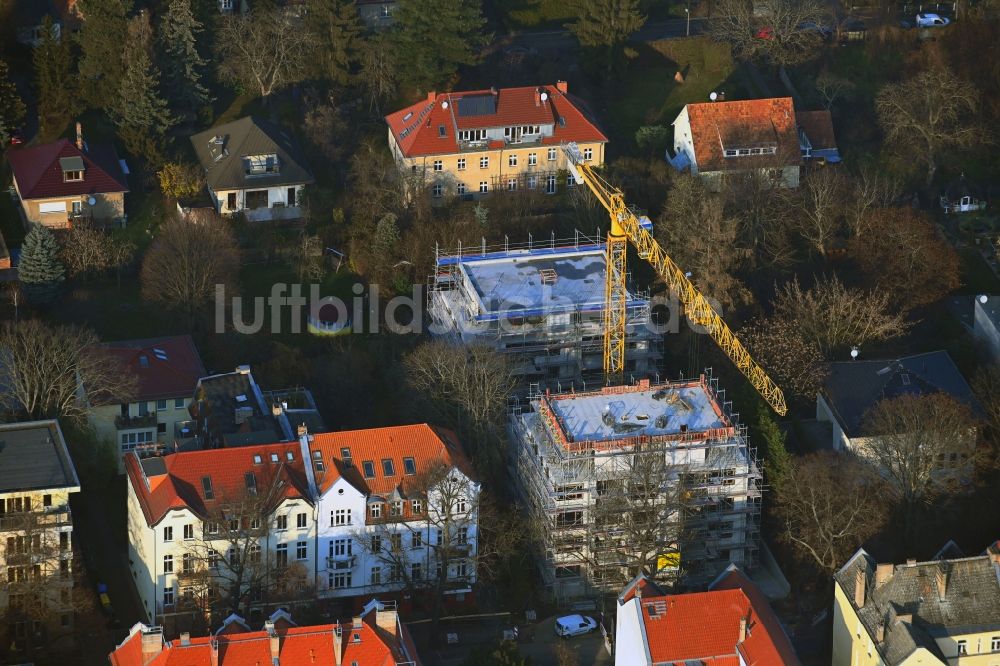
(84, 335), (206, 471)
(108, 602), (422, 665)
(6, 124), (128, 228)
(615, 565), (801, 665)
(385, 81), (607, 200)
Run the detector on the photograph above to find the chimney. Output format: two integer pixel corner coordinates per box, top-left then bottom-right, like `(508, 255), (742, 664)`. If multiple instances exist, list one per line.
(990, 551), (1000, 567)
(427, 91), (436, 103)
(75, 121), (83, 151)
(266, 619), (280, 660)
(935, 566), (948, 600)
(141, 627), (164, 662)
(352, 615), (363, 630)
(210, 638), (220, 666)
(272, 403), (283, 417)
(332, 623), (343, 666)
(875, 563), (894, 588)
(854, 568), (866, 608)
(555, 80), (569, 94)
(179, 632), (190, 646)
(905, 558), (916, 566)
(236, 364), (251, 375)
(376, 606), (399, 638)
(737, 617), (747, 644)
(297, 423), (308, 438)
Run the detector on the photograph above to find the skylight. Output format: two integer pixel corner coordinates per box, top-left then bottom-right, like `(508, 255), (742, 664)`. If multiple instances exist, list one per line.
(202, 476), (214, 500)
(403, 457), (416, 475)
(382, 459), (395, 476)
(362, 461), (375, 479)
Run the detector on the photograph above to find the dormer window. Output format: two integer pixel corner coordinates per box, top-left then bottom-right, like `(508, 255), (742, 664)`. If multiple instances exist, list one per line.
(245, 153), (279, 175)
(60, 156), (85, 182)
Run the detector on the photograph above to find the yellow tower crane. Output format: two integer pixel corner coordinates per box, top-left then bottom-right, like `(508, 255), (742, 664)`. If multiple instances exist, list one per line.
(563, 143), (788, 416)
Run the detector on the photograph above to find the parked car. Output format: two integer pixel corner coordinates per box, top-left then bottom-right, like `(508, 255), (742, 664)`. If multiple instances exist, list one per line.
(554, 614), (598, 638)
(798, 21), (833, 39)
(915, 12), (950, 27)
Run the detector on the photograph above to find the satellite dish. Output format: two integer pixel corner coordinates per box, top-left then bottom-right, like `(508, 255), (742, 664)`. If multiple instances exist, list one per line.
(980, 295), (989, 304)
(540, 92), (549, 102)
(850, 346), (859, 360)
(709, 92), (718, 101)
(441, 101), (449, 109)
(87, 197), (96, 206)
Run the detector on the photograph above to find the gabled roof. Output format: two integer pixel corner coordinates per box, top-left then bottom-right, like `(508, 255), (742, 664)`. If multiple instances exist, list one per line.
(677, 97), (800, 172)
(795, 110), (838, 151)
(94, 335), (206, 402)
(124, 442), (310, 527)
(308, 424), (475, 497)
(822, 350), (980, 437)
(710, 566), (801, 666)
(7, 138), (128, 200)
(190, 116), (315, 191)
(385, 83), (608, 159)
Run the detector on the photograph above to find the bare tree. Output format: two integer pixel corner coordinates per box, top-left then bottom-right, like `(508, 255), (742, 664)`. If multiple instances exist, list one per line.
(711, 0), (826, 66)
(359, 34), (396, 114)
(348, 139), (404, 227)
(722, 169), (800, 268)
(972, 365), (1000, 439)
(795, 168), (847, 257)
(875, 66), (980, 186)
(302, 91), (349, 163)
(772, 275), (909, 356)
(0, 320), (136, 423)
(812, 70), (856, 110)
(292, 233), (325, 282)
(845, 165), (901, 239)
(140, 215), (240, 327)
(861, 393), (983, 538)
(773, 451), (889, 572)
(215, 6), (312, 98)
(740, 315), (828, 405)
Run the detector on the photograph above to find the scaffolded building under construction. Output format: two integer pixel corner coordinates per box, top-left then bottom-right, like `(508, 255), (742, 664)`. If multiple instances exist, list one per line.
(428, 232), (662, 393)
(508, 375), (762, 602)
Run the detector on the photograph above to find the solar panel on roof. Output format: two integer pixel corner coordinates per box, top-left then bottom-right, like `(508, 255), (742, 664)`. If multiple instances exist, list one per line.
(457, 95), (497, 117)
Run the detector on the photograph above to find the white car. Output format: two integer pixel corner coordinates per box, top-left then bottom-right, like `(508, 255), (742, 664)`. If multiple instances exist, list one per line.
(915, 12), (950, 27)
(554, 614), (598, 638)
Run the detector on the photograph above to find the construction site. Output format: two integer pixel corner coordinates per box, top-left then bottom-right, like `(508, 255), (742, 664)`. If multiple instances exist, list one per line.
(428, 231), (662, 392)
(508, 375), (762, 602)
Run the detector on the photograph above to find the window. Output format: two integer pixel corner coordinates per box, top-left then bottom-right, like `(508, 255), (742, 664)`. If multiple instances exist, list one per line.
(175, 398), (184, 409)
(455, 560), (468, 577)
(276, 544), (288, 567)
(249, 544), (261, 563)
(182, 553), (194, 574)
(371, 534), (382, 553)
(331, 571), (352, 589)
(333, 509), (351, 526)
(958, 640), (968, 656)
(436, 529), (443, 546)
(250, 517), (261, 530)
(390, 533), (402, 551)
(528, 153), (537, 166)
(382, 459), (396, 476)
(209, 550), (220, 569)
(457, 158), (466, 171)
(121, 431), (154, 451)
(411, 499), (423, 514)
(458, 129), (487, 142)
(362, 461), (376, 478)
(411, 532), (422, 549)
(270, 453), (279, 463)
(59, 532), (69, 550)
(207, 521), (220, 535)
(567, 173), (575, 187)
(527, 175), (537, 190)
(389, 564), (402, 582)
(411, 563), (423, 581)
(479, 181), (489, 194)
(380, 3), (390, 17)
(507, 178), (517, 191)
(546, 175), (556, 194)
(245, 153), (280, 175)
(583, 147), (593, 161)
(163, 555), (173, 573)
(370, 503), (382, 519)
(297, 541), (307, 560)
(202, 477), (215, 500)
(403, 457), (416, 475)
(163, 526), (173, 542)
(457, 527), (469, 545)
(43, 494), (52, 507)
(370, 566), (382, 585)
(63, 170), (83, 182)
(334, 538), (352, 556)
(547, 148), (557, 161)
(163, 586), (175, 606)
(433, 160), (443, 172)
(456, 498), (468, 513)
(276, 515), (288, 530)
(390, 501), (403, 517)
(432, 184), (443, 198)
(183, 524), (194, 540)
(296, 513), (307, 529)
(479, 156), (489, 169)
(508, 154), (518, 167)
(156, 399), (167, 411)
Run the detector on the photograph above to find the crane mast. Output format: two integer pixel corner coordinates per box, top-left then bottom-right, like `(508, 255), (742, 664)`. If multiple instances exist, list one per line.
(564, 143), (788, 416)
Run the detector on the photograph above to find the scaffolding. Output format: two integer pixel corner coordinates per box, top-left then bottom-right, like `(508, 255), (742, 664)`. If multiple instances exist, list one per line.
(508, 372), (762, 603)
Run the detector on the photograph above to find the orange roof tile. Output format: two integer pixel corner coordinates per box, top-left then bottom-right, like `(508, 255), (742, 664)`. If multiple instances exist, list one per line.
(125, 442), (310, 526)
(682, 97), (800, 173)
(308, 424), (475, 497)
(385, 83), (608, 159)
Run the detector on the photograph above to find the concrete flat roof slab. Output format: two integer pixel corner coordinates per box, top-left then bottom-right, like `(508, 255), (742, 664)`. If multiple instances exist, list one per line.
(0, 421), (79, 493)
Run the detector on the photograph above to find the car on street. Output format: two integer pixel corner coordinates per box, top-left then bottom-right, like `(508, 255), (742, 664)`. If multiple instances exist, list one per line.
(554, 614), (598, 638)
(909, 12), (950, 28)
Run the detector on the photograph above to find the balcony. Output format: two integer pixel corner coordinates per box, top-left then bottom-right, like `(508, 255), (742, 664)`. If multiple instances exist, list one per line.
(327, 555), (356, 569)
(116, 413), (157, 429)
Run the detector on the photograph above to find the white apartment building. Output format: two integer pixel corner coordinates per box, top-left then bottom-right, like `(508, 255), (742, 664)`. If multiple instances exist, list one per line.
(306, 425), (480, 605)
(125, 442), (317, 632)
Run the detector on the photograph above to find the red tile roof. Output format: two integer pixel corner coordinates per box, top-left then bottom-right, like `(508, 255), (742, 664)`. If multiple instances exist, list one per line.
(627, 569), (800, 665)
(7, 138), (128, 200)
(309, 424), (475, 497)
(95, 335), (206, 402)
(125, 442), (310, 526)
(109, 612), (420, 666)
(385, 83), (608, 159)
(795, 110), (838, 151)
(682, 97), (799, 173)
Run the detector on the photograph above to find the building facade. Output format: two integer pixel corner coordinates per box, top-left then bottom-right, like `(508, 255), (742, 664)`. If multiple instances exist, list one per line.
(429, 239), (661, 393)
(385, 82), (607, 201)
(508, 376), (762, 602)
(832, 547), (1000, 665)
(0, 421), (81, 658)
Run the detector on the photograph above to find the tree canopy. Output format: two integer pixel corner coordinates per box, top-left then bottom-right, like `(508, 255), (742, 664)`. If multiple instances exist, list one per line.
(391, 0), (487, 90)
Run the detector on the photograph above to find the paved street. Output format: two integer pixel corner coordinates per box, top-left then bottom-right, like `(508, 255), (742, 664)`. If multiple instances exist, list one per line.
(500, 17), (709, 53)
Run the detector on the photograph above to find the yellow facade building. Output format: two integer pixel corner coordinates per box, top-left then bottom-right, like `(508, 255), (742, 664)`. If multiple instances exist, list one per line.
(385, 82), (608, 200)
(833, 547), (1000, 665)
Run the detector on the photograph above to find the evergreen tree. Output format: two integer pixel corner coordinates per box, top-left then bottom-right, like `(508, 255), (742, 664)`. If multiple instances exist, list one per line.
(158, 0), (212, 120)
(34, 16), (76, 139)
(18, 225), (66, 306)
(112, 12), (175, 166)
(77, 0), (131, 110)
(568, 0), (645, 73)
(391, 0), (487, 90)
(757, 403), (792, 487)
(0, 58), (25, 145)
(305, 0), (363, 86)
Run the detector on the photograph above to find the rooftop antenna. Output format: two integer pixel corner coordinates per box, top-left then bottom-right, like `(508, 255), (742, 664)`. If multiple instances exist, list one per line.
(709, 91), (718, 101)
(441, 100), (449, 109)
(851, 346), (860, 360)
(980, 295), (989, 304)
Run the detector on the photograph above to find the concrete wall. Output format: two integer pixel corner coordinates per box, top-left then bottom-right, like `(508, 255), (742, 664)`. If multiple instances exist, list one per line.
(91, 397), (193, 472)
